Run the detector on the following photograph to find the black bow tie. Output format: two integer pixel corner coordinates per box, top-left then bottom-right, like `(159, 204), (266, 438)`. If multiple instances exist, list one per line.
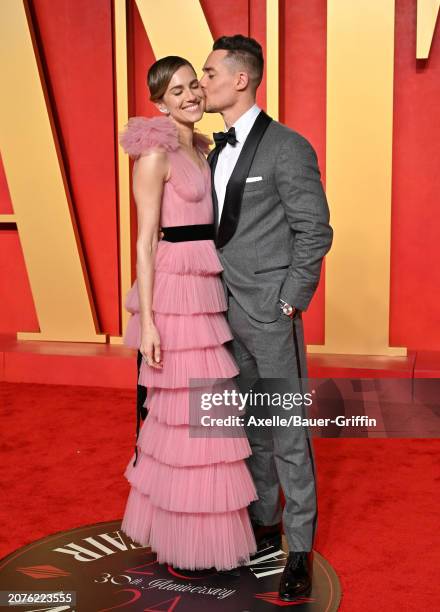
(213, 126), (238, 149)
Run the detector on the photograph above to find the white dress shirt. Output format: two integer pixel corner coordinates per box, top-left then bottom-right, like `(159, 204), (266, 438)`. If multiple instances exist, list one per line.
(214, 104), (261, 224)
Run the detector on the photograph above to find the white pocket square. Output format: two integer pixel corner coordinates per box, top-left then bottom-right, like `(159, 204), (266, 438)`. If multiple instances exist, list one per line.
(246, 176), (263, 183)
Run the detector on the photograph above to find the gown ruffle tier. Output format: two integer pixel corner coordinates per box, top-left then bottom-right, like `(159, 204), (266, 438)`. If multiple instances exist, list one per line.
(118, 115), (258, 570)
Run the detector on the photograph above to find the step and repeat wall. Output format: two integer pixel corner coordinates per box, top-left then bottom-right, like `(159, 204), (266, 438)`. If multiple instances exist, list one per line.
(0, 0), (439, 355)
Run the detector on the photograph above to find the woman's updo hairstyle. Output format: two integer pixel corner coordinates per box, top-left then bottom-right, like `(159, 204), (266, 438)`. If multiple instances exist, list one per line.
(147, 56), (195, 102)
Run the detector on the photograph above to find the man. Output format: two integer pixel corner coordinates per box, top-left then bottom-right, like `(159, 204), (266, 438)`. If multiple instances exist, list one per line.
(200, 35), (333, 601)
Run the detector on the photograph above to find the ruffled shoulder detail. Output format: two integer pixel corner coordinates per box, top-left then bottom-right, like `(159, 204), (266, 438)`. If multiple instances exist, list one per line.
(193, 131), (212, 155)
(119, 116), (179, 159)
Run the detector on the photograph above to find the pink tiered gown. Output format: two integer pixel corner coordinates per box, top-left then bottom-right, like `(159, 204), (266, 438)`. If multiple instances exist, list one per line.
(118, 116), (258, 570)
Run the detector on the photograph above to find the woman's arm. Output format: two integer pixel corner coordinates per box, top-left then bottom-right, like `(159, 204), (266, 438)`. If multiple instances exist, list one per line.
(132, 148), (170, 369)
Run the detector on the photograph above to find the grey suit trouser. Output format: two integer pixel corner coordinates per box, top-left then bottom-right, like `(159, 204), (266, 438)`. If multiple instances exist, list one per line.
(226, 294), (318, 553)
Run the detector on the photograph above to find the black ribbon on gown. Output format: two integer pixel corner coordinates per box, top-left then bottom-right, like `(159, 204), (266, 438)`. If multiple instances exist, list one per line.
(133, 349), (148, 467)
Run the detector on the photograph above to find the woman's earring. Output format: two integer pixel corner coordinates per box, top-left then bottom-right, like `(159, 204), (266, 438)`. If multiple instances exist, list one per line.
(160, 107), (170, 115)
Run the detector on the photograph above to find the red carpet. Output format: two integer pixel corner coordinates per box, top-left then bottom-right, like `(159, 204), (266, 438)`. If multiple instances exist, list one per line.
(0, 381), (439, 610)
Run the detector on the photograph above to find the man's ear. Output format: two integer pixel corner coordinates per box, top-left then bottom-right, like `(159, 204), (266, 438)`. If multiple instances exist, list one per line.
(235, 71), (250, 92)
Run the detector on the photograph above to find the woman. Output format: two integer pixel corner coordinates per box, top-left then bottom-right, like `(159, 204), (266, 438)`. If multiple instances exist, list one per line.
(118, 56), (257, 571)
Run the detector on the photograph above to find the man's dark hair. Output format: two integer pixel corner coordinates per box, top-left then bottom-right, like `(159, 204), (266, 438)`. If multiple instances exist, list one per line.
(213, 34), (264, 90)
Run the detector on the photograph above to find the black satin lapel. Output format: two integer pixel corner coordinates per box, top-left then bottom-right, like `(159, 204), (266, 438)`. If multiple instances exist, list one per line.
(216, 111), (272, 249)
(208, 147), (221, 234)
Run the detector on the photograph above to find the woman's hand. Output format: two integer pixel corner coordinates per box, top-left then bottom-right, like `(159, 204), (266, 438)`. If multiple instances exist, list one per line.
(140, 321), (163, 369)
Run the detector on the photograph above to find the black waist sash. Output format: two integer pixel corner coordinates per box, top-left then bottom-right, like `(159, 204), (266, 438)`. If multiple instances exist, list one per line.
(161, 223), (215, 242)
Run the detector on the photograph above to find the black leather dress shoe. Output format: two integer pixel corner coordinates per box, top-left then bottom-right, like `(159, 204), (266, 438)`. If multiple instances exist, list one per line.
(250, 519), (282, 551)
(278, 551), (313, 601)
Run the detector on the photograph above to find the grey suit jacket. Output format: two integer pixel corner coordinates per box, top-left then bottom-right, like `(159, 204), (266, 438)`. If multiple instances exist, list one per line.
(208, 110), (333, 323)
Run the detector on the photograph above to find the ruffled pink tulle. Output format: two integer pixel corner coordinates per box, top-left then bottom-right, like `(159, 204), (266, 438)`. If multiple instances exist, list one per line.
(154, 240), (223, 276)
(119, 116), (179, 158)
(122, 489), (256, 571)
(125, 447), (257, 513)
(124, 274), (227, 317)
(124, 312), (233, 350)
(119, 115), (213, 160)
(137, 412), (252, 466)
(138, 345), (238, 389)
(147, 386), (234, 426)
